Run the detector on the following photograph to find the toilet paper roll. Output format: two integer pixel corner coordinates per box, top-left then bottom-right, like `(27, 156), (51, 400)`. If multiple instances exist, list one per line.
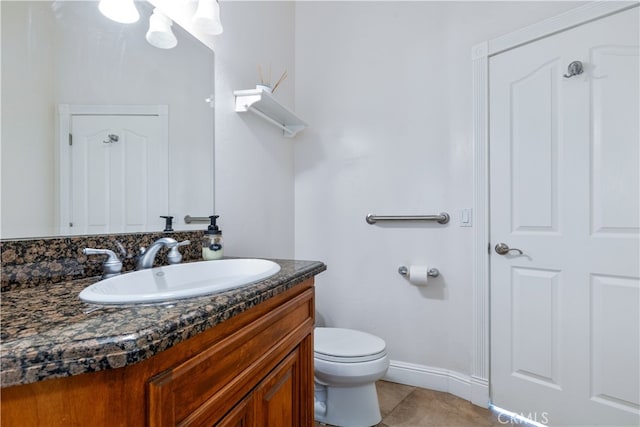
(408, 265), (429, 286)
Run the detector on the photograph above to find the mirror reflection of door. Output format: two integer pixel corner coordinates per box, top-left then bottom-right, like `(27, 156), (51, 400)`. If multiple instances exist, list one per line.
(60, 107), (169, 235)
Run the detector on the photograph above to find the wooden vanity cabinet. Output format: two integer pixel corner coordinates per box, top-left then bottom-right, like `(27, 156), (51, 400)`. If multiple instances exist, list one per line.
(217, 347), (303, 427)
(1, 279), (315, 427)
(147, 280), (314, 426)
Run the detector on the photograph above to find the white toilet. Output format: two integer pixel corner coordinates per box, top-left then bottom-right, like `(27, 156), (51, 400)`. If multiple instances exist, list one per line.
(314, 327), (390, 427)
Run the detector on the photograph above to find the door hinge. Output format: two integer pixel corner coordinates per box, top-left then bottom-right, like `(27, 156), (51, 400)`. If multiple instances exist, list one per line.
(488, 242), (491, 254)
(68, 133), (73, 146)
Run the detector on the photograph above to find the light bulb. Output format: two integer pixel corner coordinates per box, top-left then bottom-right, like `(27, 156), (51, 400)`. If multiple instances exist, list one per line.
(192, 0), (223, 35)
(98, 0), (140, 24)
(146, 9), (177, 49)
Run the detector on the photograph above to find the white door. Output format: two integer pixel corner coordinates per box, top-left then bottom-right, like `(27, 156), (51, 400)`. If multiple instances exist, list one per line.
(490, 7), (639, 426)
(66, 114), (168, 235)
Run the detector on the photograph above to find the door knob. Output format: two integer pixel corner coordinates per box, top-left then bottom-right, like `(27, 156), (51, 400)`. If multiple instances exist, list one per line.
(563, 60), (584, 78)
(495, 243), (524, 255)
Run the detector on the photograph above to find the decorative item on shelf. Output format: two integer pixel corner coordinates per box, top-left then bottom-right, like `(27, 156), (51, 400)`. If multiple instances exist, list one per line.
(256, 84), (272, 93)
(257, 64), (287, 94)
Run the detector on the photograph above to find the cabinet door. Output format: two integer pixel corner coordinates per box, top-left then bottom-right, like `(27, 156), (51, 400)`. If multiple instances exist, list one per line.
(253, 348), (301, 426)
(217, 394), (254, 427)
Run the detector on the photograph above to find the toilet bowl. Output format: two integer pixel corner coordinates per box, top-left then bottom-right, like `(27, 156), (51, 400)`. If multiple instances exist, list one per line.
(314, 327), (389, 427)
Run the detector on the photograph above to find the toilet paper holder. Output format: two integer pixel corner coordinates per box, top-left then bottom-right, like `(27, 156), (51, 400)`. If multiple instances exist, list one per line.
(398, 265), (440, 278)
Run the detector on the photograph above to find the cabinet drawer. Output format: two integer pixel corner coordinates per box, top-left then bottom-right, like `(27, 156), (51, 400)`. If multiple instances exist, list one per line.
(148, 288), (314, 426)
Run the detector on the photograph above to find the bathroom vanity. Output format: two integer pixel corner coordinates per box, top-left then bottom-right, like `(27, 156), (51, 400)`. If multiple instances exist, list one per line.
(0, 233), (325, 426)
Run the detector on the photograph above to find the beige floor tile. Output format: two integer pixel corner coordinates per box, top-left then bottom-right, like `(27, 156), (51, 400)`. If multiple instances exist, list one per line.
(376, 380), (416, 418)
(382, 387), (535, 427)
(315, 381), (536, 427)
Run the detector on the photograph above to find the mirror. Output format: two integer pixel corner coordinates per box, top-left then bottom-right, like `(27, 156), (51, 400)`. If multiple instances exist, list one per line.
(1, 0), (215, 239)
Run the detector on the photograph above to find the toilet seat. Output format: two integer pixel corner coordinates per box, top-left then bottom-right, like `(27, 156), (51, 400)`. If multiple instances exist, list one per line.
(314, 327), (387, 363)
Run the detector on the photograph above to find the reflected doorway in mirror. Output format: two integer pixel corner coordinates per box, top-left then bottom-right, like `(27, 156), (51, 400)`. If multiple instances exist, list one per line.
(58, 104), (169, 236)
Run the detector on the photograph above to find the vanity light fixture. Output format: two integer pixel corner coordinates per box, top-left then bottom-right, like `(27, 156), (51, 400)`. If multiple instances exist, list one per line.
(98, 0), (140, 24)
(192, 0), (223, 35)
(146, 8), (178, 49)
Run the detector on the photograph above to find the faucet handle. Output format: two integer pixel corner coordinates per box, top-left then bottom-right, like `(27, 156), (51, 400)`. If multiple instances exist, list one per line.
(167, 240), (191, 265)
(83, 248), (123, 278)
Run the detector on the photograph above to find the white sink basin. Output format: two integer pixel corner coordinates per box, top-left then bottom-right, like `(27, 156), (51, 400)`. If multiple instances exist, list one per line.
(79, 259), (281, 305)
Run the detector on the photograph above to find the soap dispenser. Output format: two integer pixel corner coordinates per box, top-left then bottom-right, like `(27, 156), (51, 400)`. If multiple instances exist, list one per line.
(202, 215), (223, 260)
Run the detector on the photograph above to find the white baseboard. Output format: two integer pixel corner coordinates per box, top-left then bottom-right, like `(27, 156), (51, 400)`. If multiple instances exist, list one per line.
(383, 360), (490, 408)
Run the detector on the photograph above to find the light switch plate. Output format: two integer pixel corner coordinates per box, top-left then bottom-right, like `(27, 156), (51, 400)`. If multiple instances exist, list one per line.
(460, 208), (473, 227)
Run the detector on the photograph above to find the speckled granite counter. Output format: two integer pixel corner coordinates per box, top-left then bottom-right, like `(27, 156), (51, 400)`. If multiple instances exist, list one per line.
(0, 258), (326, 388)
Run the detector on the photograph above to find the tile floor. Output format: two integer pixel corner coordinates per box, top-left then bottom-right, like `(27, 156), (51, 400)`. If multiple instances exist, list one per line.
(314, 380), (535, 427)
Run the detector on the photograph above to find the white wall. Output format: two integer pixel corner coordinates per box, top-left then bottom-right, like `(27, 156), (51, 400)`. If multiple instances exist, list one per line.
(214, 1), (296, 259)
(293, 1), (584, 388)
(1, 2), (56, 238)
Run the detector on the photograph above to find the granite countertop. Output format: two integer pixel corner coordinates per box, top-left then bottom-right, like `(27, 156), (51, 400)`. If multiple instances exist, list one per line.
(0, 258), (326, 388)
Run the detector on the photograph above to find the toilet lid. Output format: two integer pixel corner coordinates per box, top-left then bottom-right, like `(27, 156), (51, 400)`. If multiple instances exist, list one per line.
(314, 328), (387, 362)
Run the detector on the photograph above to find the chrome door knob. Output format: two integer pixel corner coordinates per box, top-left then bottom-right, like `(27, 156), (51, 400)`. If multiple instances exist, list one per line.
(495, 243), (524, 255)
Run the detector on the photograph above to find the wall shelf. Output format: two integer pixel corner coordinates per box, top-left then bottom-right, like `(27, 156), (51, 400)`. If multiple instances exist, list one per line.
(234, 89), (307, 138)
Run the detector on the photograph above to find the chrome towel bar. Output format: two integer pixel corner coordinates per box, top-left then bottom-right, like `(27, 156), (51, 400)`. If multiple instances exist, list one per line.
(184, 215), (211, 224)
(366, 212), (450, 225)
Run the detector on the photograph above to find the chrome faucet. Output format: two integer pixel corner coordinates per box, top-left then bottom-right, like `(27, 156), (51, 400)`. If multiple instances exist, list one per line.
(136, 237), (190, 270)
(83, 248), (123, 279)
